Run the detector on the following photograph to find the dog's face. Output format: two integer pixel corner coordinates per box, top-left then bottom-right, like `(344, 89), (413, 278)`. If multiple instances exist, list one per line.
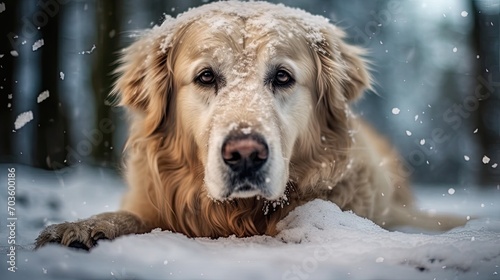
(115, 2), (370, 202)
(173, 17), (317, 200)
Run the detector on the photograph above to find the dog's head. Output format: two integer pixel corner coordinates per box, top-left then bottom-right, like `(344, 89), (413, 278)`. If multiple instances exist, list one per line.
(114, 2), (370, 202)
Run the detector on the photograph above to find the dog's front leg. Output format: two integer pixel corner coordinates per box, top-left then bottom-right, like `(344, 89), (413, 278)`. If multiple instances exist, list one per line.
(34, 211), (148, 250)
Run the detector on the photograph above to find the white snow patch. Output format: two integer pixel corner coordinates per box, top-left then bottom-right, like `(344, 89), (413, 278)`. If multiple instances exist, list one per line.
(391, 108), (400, 115)
(420, 139), (425, 145)
(10, 50), (18, 57)
(448, 188), (455, 195)
(452, 47), (458, 53)
(0, 165), (499, 280)
(405, 130), (412, 136)
(37, 90), (50, 103)
(59, 71), (65, 80)
(461, 11), (468, 17)
(482, 156), (490, 164)
(14, 111), (34, 130)
(464, 155), (470, 161)
(32, 39), (44, 51)
(241, 127), (252, 135)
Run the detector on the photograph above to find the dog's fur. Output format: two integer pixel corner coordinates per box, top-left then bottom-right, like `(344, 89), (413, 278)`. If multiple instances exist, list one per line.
(35, 2), (466, 250)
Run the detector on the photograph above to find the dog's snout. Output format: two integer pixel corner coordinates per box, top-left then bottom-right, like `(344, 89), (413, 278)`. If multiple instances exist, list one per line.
(222, 135), (268, 172)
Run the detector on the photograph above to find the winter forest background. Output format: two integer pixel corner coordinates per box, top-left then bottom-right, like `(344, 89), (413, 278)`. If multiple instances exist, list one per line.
(0, 0), (499, 187)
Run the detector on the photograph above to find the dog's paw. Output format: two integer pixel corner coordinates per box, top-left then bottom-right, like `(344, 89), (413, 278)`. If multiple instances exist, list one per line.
(35, 219), (117, 250)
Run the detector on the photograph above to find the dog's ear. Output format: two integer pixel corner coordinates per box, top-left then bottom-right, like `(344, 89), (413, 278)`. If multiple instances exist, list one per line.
(315, 27), (372, 103)
(112, 33), (173, 135)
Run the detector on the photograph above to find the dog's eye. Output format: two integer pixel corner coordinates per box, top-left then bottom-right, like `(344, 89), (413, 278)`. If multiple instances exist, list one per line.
(197, 70), (216, 85)
(273, 70), (293, 87)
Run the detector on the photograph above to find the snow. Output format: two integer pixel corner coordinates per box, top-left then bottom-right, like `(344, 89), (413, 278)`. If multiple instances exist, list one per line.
(37, 90), (50, 103)
(482, 156), (490, 164)
(10, 50), (18, 57)
(392, 107), (400, 115)
(153, 1), (335, 55)
(78, 44), (96, 55)
(14, 111), (33, 130)
(32, 39), (44, 51)
(0, 2), (5, 13)
(0, 164), (499, 280)
(59, 72), (64, 80)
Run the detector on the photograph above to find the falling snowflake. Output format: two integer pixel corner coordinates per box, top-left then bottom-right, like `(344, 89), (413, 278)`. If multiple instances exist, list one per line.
(405, 130), (412, 136)
(391, 108), (400, 115)
(79, 44), (96, 55)
(14, 111), (33, 130)
(37, 90), (50, 103)
(32, 39), (44, 51)
(482, 156), (490, 164)
(464, 155), (470, 161)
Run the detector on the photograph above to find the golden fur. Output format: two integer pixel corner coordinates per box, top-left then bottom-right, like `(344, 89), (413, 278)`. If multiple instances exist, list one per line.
(35, 2), (466, 250)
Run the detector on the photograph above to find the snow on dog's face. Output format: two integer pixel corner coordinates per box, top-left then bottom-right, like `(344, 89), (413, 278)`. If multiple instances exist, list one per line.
(114, 2), (370, 202)
(173, 15), (316, 200)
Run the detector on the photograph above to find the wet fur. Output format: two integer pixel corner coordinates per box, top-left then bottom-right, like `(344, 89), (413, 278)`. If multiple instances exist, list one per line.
(35, 2), (466, 250)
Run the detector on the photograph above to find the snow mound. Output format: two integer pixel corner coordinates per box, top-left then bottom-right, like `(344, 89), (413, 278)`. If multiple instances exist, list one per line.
(276, 199), (386, 244)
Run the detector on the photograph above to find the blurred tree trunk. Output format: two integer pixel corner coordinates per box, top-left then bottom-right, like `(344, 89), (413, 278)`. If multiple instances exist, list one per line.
(39, 2), (69, 169)
(92, 0), (121, 166)
(472, 0), (500, 186)
(0, 0), (17, 163)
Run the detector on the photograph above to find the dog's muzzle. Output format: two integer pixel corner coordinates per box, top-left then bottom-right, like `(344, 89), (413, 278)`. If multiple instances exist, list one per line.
(221, 133), (269, 197)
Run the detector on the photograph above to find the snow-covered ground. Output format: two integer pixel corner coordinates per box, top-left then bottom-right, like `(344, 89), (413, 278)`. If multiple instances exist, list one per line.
(1, 164), (499, 280)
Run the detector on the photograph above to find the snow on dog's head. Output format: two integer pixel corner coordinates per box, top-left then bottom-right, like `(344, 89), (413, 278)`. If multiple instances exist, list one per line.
(113, 2), (370, 203)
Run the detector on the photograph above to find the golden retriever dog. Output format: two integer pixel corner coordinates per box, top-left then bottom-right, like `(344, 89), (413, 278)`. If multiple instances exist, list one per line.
(35, 1), (466, 250)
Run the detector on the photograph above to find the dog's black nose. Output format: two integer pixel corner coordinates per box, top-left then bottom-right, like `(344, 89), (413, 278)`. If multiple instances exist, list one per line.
(221, 134), (268, 173)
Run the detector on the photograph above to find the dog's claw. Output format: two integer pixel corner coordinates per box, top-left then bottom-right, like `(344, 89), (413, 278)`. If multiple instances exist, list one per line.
(35, 220), (117, 250)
